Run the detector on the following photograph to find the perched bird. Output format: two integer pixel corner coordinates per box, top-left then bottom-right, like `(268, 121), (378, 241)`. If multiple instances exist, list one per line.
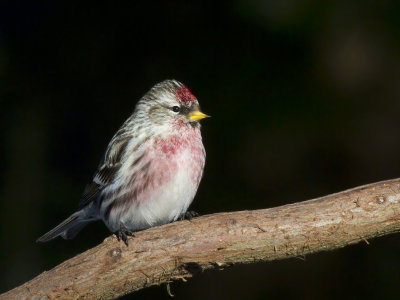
(37, 80), (208, 246)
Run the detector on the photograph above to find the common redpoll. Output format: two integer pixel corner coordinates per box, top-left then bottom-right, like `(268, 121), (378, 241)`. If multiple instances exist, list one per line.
(37, 80), (208, 246)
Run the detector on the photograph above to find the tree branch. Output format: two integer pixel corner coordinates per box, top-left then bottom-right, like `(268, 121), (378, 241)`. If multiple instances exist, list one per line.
(2, 178), (400, 299)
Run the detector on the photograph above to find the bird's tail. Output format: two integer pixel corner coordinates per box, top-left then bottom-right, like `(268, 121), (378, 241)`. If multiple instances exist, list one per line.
(36, 210), (96, 242)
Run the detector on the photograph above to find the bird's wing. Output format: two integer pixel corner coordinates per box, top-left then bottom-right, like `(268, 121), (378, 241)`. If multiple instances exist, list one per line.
(78, 135), (131, 209)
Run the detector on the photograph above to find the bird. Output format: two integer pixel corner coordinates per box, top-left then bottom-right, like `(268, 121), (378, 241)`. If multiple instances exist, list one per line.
(37, 80), (208, 246)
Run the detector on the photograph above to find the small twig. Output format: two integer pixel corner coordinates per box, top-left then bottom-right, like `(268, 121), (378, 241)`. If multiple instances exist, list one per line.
(166, 283), (174, 297)
(360, 236), (370, 245)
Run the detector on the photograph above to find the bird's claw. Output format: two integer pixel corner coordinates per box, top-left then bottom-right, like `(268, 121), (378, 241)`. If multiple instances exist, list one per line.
(115, 224), (134, 246)
(181, 210), (199, 221)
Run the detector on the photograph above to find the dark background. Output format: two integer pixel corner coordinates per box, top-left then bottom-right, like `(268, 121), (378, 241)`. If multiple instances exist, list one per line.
(1, 1), (400, 299)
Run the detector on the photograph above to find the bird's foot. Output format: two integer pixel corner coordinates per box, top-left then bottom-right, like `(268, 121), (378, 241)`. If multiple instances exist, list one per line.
(115, 224), (134, 246)
(181, 210), (199, 221)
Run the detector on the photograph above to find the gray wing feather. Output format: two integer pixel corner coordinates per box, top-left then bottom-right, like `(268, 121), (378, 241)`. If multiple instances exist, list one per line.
(78, 135), (131, 209)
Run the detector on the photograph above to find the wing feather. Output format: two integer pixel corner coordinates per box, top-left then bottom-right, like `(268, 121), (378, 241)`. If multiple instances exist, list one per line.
(78, 135), (131, 209)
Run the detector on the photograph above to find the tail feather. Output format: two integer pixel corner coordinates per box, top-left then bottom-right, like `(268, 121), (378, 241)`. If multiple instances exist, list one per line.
(36, 211), (95, 242)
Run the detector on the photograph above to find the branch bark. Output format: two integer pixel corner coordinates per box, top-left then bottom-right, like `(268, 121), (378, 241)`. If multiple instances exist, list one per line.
(2, 178), (400, 299)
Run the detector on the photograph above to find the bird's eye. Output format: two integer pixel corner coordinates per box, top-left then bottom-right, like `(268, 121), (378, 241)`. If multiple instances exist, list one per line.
(171, 106), (180, 113)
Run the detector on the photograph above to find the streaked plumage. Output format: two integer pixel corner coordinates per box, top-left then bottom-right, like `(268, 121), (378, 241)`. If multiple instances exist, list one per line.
(37, 80), (208, 245)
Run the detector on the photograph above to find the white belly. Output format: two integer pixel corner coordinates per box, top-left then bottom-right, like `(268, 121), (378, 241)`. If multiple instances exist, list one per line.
(103, 144), (204, 232)
(121, 155), (199, 230)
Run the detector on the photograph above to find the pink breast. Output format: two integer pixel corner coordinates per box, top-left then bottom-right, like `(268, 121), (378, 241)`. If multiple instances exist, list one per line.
(153, 134), (204, 185)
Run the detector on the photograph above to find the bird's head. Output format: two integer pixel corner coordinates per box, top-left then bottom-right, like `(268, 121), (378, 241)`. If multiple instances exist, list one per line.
(141, 80), (209, 129)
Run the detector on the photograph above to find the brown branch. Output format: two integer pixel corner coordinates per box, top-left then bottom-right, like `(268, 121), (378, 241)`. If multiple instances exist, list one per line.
(2, 178), (400, 299)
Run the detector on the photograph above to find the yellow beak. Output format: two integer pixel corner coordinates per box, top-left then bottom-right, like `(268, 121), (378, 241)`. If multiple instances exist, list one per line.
(188, 110), (209, 121)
